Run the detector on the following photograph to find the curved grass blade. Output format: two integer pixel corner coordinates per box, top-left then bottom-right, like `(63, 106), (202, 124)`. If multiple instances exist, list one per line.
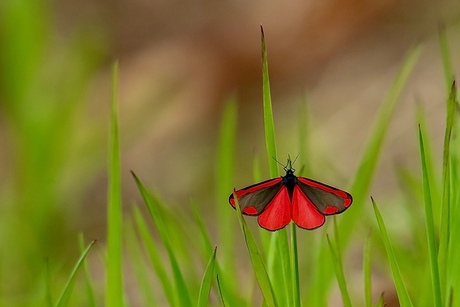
(233, 190), (277, 307)
(197, 247), (218, 307)
(372, 197), (413, 307)
(326, 221), (352, 307)
(308, 46), (421, 306)
(79, 235), (96, 307)
(419, 125), (442, 306)
(126, 222), (157, 306)
(106, 62), (124, 307)
(216, 274), (226, 307)
(132, 172), (193, 307)
(56, 240), (96, 307)
(133, 206), (176, 306)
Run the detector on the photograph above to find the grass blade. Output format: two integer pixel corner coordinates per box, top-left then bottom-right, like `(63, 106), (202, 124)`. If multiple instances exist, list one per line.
(79, 235), (96, 307)
(132, 172), (193, 307)
(233, 190), (277, 307)
(133, 206), (176, 306)
(372, 197), (413, 307)
(261, 25), (292, 306)
(261, 25), (278, 173)
(56, 240), (96, 307)
(363, 233), (372, 307)
(290, 223), (301, 307)
(216, 274), (226, 307)
(418, 124), (442, 306)
(106, 62), (124, 307)
(439, 81), (457, 292)
(326, 221), (352, 307)
(438, 27), (454, 91)
(197, 247), (218, 307)
(215, 96), (237, 270)
(308, 45), (421, 306)
(125, 222), (157, 306)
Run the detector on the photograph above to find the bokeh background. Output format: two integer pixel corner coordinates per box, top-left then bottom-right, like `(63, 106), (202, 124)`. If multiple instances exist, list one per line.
(1, 0), (460, 305)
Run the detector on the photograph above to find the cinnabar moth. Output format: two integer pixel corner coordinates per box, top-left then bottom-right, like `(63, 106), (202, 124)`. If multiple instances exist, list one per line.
(229, 158), (352, 231)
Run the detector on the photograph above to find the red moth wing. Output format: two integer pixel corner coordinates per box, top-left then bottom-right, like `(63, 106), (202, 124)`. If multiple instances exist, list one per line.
(257, 186), (292, 231)
(291, 185), (325, 229)
(297, 177), (352, 215)
(229, 178), (283, 216)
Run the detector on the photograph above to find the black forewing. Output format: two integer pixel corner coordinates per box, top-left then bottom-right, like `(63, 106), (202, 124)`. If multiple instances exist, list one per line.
(230, 179), (284, 215)
(296, 179), (349, 214)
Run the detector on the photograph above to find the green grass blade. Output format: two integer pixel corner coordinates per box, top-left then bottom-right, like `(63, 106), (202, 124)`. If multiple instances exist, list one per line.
(197, 246), (218, 307)
(372, 198), (413, 307)
(261, 25), (278, 173)
(56, 240), (96, 307)
(133, 206), (176, 306)
(125, 222), (157, 307)
(363, 233), (372, 307)
(308, 45), (422, 306)
(419, 125), (442, 306)
(261, 25), (292, 307)
(106, 62), (124, 307)
(216, 274), (226, 307)
(347, 45), (422, 224)
(375, 293), (385, 307)
(439, 81), (457, 291)
(233, 191), (277, 307)
(79, 235), (96, 307)
(326, 220), (352, 307)
(215, 96), (237, 270)
(438, 27), (454, 91)
(290, 223), (300, 307)
(132, 172), (193, 306)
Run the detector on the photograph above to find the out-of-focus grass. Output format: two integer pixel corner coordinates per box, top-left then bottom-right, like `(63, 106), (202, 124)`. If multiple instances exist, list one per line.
(1, 3), (460, 306)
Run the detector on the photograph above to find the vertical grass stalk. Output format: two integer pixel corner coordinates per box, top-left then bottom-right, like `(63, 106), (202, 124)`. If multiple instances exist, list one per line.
(106, 62), (124, 307)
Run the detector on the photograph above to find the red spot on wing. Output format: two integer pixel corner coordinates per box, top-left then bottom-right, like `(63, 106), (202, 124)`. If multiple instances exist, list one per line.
(291, 186), (325, 229)
(323, 206), (339, 214)
(257, 186), (291, 231)
(243, 206), (258, 215)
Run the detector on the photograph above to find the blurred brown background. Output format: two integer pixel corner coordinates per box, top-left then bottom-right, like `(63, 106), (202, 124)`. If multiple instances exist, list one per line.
(68, 0), (460, 236)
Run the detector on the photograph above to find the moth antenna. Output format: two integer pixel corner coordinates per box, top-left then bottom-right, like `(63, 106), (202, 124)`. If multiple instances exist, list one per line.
(272, 157), (286, 168)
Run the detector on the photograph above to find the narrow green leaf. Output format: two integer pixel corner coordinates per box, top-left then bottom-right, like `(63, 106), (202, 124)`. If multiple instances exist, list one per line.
(372, 198), (413, 307)
(375, 293), (385, 307)
(438, 27), (454, 91)
(363, 233), (372, 307)
(197, 247), (218, 307)
(133, 206), (176, 306)
(79, 235), (96, 307)
(216, 274), (226, 307)
(106, 62), (124, 307)
(215, 96), (237, 270)
(233, 191), (277, 307)
(439, 81), (457, 291)
(419, 125), (443, 306)
(260, 25), (278, 174)
(308, 46), (421, 305)
(126, 222), (157, 307)
(260, 25), (291, 307)
(290, 223), (301, 307)
(132, 172), (193, 307)
(327, 226), (352, 307)
(56, 240), (96, 307)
